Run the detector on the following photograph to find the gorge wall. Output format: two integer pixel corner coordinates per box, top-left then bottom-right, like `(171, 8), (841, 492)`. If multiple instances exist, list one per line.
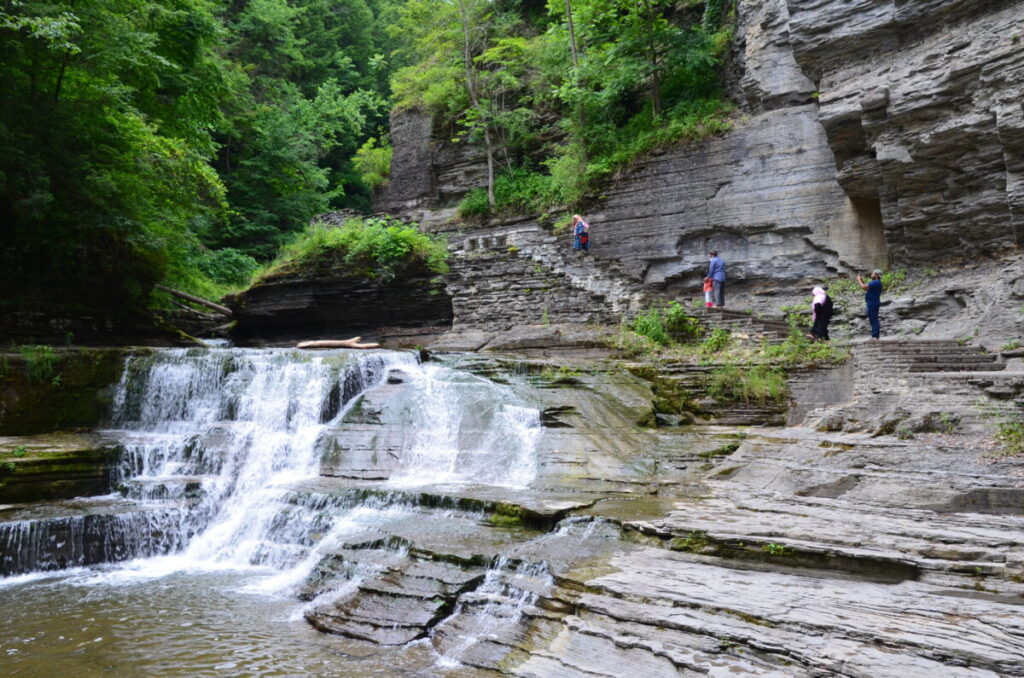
(375, 0), (1023, 331)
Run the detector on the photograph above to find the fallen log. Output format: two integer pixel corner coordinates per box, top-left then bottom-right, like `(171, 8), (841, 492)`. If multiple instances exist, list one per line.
(295, 337), (381, 350)
(156, 284), (233, 317)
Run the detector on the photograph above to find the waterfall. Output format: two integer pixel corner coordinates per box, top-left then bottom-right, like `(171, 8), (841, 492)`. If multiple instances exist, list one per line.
(2, 346), (555, 674)
(389, 364), (541, 487)
(433, 557), (553, 667)
(106, 348), (415, 571)
(2, 348), (545, 580)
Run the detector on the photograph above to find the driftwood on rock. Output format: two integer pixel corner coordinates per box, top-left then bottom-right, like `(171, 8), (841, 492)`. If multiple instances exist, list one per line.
(295, 337), (381, 350)
(156, 284), (233, 317)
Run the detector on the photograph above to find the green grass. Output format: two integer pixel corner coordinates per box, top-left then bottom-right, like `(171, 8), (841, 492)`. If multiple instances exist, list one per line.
(761, 320), (848, 366)
(706, 365), (787, 405)
(628, 302), (703, 347)
(701, 328), (731, 354)
(995, 417), (1024, 456)
(260, 217), (448, 283)
(18, 346), (61, 386)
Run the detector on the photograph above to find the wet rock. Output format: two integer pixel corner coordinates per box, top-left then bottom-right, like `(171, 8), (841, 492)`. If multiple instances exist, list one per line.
(0, 348), (135, 436)
(0, 497), (186, 575)
(0, 434), (122, 502)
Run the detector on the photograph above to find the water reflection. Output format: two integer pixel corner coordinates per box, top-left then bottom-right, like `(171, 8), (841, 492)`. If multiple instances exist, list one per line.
(0, 569), (494, 677)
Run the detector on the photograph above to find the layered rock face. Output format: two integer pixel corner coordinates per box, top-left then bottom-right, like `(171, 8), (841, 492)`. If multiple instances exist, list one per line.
(376, 0), (1022, 335)
(226, 256), (453, 346)
(786, 0), (1024, 262)
(584, 104), (882, 296)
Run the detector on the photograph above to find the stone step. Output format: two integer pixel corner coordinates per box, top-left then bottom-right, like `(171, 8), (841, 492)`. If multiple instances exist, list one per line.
(856, 355), (1000, 366)
(854, 345), (970, 354)
(908, 362), (1007, 373)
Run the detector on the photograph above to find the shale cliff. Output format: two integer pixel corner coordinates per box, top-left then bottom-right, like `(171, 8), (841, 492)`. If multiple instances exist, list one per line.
(375, 0), (1023, 346)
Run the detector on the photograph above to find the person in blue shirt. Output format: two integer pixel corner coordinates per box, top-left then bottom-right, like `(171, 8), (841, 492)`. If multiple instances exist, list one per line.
(856, 269), (883, 339)
(571, 214), (590, 254)
(706, 250), (726, 307)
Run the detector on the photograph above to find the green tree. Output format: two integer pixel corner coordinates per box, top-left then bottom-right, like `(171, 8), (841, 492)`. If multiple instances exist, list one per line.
(0, 0), (234, 306)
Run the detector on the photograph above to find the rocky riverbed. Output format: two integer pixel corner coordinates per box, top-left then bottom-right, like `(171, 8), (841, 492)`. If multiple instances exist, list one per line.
(0, 344), (1022, 676)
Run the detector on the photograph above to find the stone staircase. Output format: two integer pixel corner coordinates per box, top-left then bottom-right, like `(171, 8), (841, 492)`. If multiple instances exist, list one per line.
(509, 228), (653, 315)
(801, 339), (1022, 433)
(695, 306), (792, 341)
(457, 225), (654, 317)
(854, 339), (1005, 372)
(445, 245), (619, 330)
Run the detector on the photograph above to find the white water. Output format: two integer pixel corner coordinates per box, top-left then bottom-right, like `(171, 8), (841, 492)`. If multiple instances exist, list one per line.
(50, 348), (541, 588)
(0, 347), (563, 677)
(434, 556), (553, 667)
(390, 364), (541, 488)
(104, 348), (416, 576)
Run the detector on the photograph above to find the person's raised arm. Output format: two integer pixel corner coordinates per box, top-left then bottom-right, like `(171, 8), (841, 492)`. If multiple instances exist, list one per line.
(856, 274), (868, 291)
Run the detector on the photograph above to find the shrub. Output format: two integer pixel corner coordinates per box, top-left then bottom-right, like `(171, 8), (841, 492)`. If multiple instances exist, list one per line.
(631, 308), (672, 346)
(263, 217), (448, 282)
(762, 319), (846, 365)
(457, 189), (490, 218)
(707, 365), (787, 405)
(995, 417), (1024, 456)
(663, 302), (704, 342)
(493, 168), (555, 213)
(701, 328), (731, 354)
(881, 268), (907, 292)
(197, 248), (260, 287)
(630, 302), (702, 346)
(353, 137), (393, 190)
(18, 346), (61, 385)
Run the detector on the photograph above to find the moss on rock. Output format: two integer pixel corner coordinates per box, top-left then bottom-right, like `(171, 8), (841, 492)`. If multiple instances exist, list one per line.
(0, 435), (122, 502)
(0, 347), (141, 435)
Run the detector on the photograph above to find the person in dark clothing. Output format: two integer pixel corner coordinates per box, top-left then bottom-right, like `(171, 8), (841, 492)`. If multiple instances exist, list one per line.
(856, 269), (883, 339)
(809, 286), (833, 341)
(706, 250), (726, 307)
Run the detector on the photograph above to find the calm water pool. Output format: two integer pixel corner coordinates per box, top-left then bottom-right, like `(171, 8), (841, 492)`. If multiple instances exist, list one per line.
(0, 562), (491, 677)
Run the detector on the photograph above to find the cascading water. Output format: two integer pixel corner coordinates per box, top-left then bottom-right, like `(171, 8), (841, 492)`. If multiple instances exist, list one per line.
(390, 364), (542, 487)
(1, 347), (554, 677)
(108, 347), (416, 571)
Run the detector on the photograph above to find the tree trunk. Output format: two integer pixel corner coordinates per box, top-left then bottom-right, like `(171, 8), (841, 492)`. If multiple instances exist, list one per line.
(565, 0), (579, 70)
(564, 0), (584, 128)
(642, 0), (661, 118)
(458, 0), (496, 207)
(296, 338), (381, 349)
(155, 285), (233, 317)
(54, 50), (71, 105)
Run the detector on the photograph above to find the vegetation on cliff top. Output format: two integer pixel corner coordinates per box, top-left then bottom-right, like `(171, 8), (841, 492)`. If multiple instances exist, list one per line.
(391, 0), (736, 218)
(0, 0), (735, 325)
(260, 216), (449, 283)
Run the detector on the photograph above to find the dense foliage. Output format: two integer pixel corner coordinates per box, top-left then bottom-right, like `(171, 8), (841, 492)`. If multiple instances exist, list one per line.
(262, 216), (448, 282)
(392, 0), (735, 216)
(0, 0), (401, 315)
(0, 0), (734, 323)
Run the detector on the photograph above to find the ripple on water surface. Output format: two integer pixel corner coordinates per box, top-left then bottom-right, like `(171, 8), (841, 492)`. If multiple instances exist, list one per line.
(0, 568), (493, 677)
